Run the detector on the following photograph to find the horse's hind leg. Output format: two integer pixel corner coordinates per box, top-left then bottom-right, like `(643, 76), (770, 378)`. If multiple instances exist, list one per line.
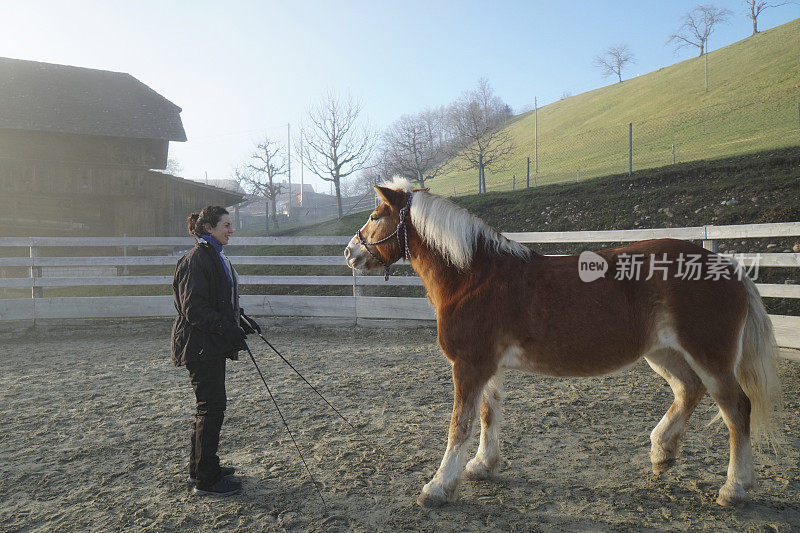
(701, 372), (753, 506)
(645, 349), (706, 475)
(465, 370), (504, 480)
(417, 361), (487, 508)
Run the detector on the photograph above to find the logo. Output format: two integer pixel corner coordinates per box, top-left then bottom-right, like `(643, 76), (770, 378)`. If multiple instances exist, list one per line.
(578, 251), (608, 282)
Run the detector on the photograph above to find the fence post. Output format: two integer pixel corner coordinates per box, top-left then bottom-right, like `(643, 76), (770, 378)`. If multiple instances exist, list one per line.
(512, 175), (515, 190)
(702, 225), (718, 253)
(702, 239), (718, 253)
(628, 123), (633, 176)
(534, 96), (538, 174)
(478, 153), (483, 194)
(352, 269), (363, 297)
(526, 157), (530, 188)
(577, 168), (580, 182)
(122, 233), (129, 276)
(29, 242), (42, 299)
(672, 144), (675, 165)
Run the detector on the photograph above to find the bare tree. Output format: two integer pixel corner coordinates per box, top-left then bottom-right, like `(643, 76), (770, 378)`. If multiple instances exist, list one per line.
(164, 158), (183, 176)
(593, 44), (636, 82)
(301, 90), (374, 219)
(446, 78), (514, 194)
(382, 109), (447, 189)
(354, 156), (394, 194)
(668, 5), (732, 56)
(237, 135), (287, 231)
(338, 175), (365, 197)
(745, 0), (791, 34)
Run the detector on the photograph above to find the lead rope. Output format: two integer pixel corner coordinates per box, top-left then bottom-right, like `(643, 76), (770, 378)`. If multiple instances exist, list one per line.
(356, 193), (413, 281)
(243, 342), (328, 515)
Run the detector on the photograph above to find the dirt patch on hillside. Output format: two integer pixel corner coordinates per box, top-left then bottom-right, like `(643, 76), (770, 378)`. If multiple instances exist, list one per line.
(1, 324), (799, 532)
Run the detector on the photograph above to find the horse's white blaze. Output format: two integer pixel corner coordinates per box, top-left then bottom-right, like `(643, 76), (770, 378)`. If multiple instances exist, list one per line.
(345, 232), (382, 273)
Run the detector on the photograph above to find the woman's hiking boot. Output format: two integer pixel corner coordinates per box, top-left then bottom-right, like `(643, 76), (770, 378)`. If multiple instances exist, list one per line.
(192, 475), (242, 496)
(188, 465), (235, 484)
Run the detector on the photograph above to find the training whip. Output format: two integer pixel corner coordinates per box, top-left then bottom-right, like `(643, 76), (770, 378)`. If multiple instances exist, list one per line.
(243, 341), (327, 514)
(240, 312), (384, 453)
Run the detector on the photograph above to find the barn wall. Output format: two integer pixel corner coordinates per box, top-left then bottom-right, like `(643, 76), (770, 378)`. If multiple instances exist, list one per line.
(0, 160), (241, 237)
(0, 129), (168, 169)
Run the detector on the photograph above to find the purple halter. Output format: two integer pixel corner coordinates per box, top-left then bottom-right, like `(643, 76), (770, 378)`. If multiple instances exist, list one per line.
(356, 193), (413, 281)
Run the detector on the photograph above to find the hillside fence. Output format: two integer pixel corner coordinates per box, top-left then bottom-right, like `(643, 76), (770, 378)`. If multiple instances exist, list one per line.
(451, 104), (800, 196)
(1, 222), (799, 349)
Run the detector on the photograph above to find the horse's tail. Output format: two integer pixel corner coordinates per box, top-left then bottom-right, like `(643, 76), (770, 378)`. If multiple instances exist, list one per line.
(736, 274), (782, 447)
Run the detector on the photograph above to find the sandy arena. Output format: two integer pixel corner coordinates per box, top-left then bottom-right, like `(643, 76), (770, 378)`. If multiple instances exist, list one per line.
(1, 321), (798, 532)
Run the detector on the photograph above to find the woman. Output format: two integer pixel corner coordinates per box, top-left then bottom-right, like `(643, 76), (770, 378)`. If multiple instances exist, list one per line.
(171, 205), (254, 496)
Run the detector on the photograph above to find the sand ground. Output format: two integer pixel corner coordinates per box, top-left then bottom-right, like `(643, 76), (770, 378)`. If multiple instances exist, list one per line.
(1, 321), (798, 532)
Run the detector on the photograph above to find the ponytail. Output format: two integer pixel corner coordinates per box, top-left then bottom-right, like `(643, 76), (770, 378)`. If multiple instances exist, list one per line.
(187, 206), (229, 237)
(186, 212), (201, 236)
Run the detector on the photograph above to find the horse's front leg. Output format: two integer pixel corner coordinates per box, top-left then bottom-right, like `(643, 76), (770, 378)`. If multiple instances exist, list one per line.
(418, 361), (486, 508)
(465, 371), (504, 479)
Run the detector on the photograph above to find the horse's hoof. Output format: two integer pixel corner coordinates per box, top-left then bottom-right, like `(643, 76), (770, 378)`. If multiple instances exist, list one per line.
(417, 483), (448, 508)
(465, 458), (497, 480)
(416, 491), (447, 508)
(651, 458), (676, 475)
(716, 481), (748, 507)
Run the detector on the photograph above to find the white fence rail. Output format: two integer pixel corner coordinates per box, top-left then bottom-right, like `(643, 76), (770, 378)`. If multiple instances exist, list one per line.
(1, 222), (799, 348)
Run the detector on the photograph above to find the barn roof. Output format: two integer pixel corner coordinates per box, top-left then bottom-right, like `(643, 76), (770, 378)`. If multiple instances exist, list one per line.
(0, 57), (187, 142)
(159, 172), (245, 205)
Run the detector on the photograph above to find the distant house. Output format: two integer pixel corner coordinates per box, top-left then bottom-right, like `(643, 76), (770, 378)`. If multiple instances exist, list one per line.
(0, 57), (243, 237)
(204, 179), (245, 194)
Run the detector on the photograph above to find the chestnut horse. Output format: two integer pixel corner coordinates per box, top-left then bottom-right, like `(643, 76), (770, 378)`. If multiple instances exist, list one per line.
(344, 178), (781, 508)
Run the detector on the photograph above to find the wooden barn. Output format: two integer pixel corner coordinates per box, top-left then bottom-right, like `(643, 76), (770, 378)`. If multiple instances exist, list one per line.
(0, 57), (243, 237)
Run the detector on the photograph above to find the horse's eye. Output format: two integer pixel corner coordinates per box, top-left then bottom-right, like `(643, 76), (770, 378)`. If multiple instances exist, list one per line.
(370, 214), (379, 221)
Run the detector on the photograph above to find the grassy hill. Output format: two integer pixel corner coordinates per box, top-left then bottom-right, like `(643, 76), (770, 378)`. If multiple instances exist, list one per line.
(282, 147), (800, 238)
(431, 18), (800, 195)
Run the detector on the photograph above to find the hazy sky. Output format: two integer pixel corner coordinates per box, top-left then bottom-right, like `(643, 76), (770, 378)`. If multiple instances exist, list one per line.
(1, 1), (797, 191)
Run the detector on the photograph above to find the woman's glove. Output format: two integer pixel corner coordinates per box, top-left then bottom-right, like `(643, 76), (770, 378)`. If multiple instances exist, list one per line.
(239, 311), (257, 335)
(221, 319), (248, 350)
(239, 309), (261, 335)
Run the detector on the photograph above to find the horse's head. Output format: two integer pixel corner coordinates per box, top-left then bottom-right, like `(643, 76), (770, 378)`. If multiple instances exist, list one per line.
(344, 185), (413, 275)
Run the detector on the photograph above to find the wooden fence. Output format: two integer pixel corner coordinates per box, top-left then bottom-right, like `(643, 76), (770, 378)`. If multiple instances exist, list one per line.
(0, 222), (798, 348)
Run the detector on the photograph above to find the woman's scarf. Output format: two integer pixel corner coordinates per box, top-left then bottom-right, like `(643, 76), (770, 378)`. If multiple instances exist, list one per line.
(198, 234), (234, 287)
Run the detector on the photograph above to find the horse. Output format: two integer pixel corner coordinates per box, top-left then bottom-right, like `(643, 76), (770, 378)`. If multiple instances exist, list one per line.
(343, 177), (782, 508)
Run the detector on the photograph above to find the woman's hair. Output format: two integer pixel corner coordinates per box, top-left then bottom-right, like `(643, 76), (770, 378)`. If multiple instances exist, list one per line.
(187, 206), (229, 237)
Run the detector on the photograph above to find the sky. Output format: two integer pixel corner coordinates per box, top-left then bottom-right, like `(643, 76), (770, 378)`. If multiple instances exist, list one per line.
(1, 1), (797, 192)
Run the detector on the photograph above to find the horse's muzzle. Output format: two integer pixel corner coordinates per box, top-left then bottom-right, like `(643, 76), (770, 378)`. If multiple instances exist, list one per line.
(343, 238), (362, 269)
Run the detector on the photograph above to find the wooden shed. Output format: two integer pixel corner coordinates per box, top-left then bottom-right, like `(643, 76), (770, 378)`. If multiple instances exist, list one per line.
(0, 57), (243, 237)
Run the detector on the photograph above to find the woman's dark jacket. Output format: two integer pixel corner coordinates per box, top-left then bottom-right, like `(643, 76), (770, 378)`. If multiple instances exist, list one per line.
(171, 240), (241, 367)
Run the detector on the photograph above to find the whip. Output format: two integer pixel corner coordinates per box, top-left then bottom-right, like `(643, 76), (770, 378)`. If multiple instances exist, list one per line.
(243, 341), (327, 514)
(241, 312), (381, 449)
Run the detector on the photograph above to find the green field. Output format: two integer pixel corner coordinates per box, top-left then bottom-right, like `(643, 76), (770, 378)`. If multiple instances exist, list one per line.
(431, 18), (800, 196)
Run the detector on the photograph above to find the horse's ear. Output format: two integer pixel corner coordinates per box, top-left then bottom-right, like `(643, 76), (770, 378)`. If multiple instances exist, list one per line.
(373, 185), (405, 207)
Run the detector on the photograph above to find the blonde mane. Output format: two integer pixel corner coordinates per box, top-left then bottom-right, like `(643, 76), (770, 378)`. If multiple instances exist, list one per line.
(381, 177), (531, 270)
